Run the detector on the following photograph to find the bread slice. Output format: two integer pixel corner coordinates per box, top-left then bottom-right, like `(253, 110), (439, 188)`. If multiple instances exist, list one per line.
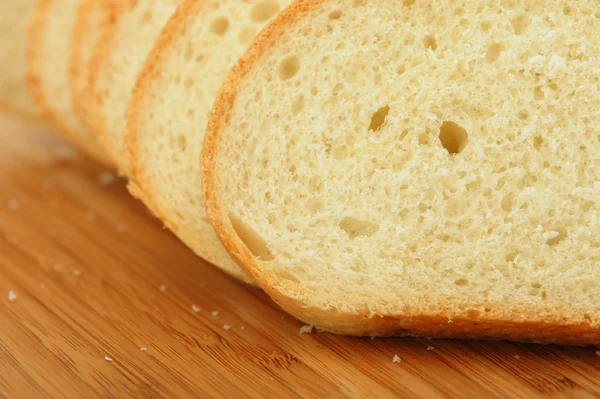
(126, 0), (290, 284)
(87, 0), (180, 175)
(69, 0), (109, 129)
(0, 0), (39, 120)
(27, 0), (111, 165)
(203, 0), (600, 344)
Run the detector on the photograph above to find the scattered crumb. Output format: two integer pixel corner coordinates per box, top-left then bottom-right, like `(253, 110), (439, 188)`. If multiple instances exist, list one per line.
(211, 311), (219, 317)
(299, 325), (313, 334)
(42, 178), (54, 190)
(85, 211), (96, 221)
(595, 351), (600, 357)
(223, 325), (231, 331)
(392, 355), (402, 364)
(514, 355), (520, 359)
(8, 290), (17, 302)
(140, 347), (147, 352)
(159, 285), (167, 292)
(97, 172), (116, 186)
(427, 346), (435, 351)
(72, 269), (82, 277)
(192, 305), (200, 313)
(116, 224), (127, 233)
(54, 145), (79, 161)
(240, 326), (246, 330)
(7, 199), (20, 211)
(104, 356), (113, 362)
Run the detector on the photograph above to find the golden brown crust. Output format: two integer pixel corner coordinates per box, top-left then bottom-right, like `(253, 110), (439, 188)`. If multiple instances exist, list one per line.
(27, 0), (112, 166)
(125, 0), (254, 285)
(202, 0), (600, 345)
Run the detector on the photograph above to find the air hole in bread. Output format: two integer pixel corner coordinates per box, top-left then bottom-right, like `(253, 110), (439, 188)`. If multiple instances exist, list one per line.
(563, 6), (572, 15)
(368, 105), (390, 132)
(210, 17), (230, 36)
(229, 214), (274, 261)
(534, 86), (545, 100)
(291, 94), (305, 115)
(339, 217), (379, 239)
(546, 228), (567, 246)
(402, 0), (415, 6)
(533, 136), (543, 150)
(250, 0), (280, 23)
(467, 310), (481, 319)
(485, 42), (504, 62)
(329, 10), (342, 19)
(480, 21), (492, 31)
(278, 54), (300, 80)
(501, 194), (514, 212)
(517, 110), (529, 120)
(423, 35), (437, 50)
(454, 278), (468, 286)
(511, 12), (531, 35)
(177, 135), (187, 151)
(439, 121), (468, 154)
(238, 27), (256, 46)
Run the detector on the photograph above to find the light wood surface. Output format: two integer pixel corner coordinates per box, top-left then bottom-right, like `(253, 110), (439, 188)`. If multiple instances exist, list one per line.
(1, 111), (600, 399)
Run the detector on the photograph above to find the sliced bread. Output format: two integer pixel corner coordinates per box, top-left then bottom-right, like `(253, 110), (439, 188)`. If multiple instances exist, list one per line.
(127, 0), (291, 284)
(0, 0), (39, 119)
(203, 0), (600, 344)
(87, 0), (180, 175)
(27, 0), (111, 165)
(69, 0), (110, 128)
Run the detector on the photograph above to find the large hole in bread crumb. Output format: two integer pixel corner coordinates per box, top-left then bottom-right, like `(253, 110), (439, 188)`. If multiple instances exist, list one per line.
(486, 42), (504, 62)
(339, 217), (379, 239)
(278, 55), (300, 80)
(229, 215), (274, 261)
(210, 17), (229, 36)
(423, 35), (437, 50)
(511, 12), (531, 35)
(439, 121), (468, 154)
(250, 0), (280, 22)
(369, 105), (390, 132)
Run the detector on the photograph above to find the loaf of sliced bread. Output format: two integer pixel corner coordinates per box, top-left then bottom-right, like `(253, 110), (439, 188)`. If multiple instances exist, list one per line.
(28, 0), (111, 165)
(87, 0), (180, 175)
(0, 0), (39, 119)
(69, 0), (110, 128)
(127, 0), (291, 284)
(203, 0), (600, 344)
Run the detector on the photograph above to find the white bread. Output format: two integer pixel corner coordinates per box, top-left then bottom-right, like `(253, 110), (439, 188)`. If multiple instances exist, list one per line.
(127, 0), (290, 284)
(27, 0), (111, 165)
(0, 0), (39, 119)
(69, 0), (109, 128)
(203, 0), (600, 344)
(87, 0), (180, 175)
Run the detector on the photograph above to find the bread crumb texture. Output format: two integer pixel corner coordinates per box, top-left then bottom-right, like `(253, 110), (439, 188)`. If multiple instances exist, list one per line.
(7, 290), (17, 302)
(392, 355), (402, 364)
(212, 0), (600, 330)
(129, 0), (290, 280)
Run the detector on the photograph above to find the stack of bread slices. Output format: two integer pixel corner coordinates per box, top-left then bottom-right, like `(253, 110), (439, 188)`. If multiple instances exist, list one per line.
(2, 0), (599, 345)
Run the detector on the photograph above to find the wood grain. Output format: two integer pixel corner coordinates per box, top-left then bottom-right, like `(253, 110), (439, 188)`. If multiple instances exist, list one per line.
(0, 111), (599, 399)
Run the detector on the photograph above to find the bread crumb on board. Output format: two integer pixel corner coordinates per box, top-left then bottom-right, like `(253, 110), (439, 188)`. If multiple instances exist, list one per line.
(7, 199), (20, 211)
(191, 305), (200, 313)
(104, 356), (113, 362)
(299, 325), (313, 334)
(514, 355), (521, 359)
(223, 325), (231, 331)
(595, 351), (600, 357)
(211, 311), (219, 317)
(159, 285), (167, 292)
(392, 355), (402, 364)
(140, 347), (147, 352)
(97, 171), (116, 186)
(7, 290), (17, 302)
(72, 269), (82, 277)
(427, 346), (435, 351)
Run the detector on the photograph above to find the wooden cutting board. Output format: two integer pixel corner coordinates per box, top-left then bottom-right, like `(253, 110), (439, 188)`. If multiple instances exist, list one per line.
(1, 111), (599, 399)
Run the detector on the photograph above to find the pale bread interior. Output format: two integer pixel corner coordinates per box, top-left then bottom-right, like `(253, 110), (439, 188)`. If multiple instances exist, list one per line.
(0, 0), (38, 117)
(128, 0), (289, 283)
(208, 0), (600, 328)
(89, 0), (180, 174)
